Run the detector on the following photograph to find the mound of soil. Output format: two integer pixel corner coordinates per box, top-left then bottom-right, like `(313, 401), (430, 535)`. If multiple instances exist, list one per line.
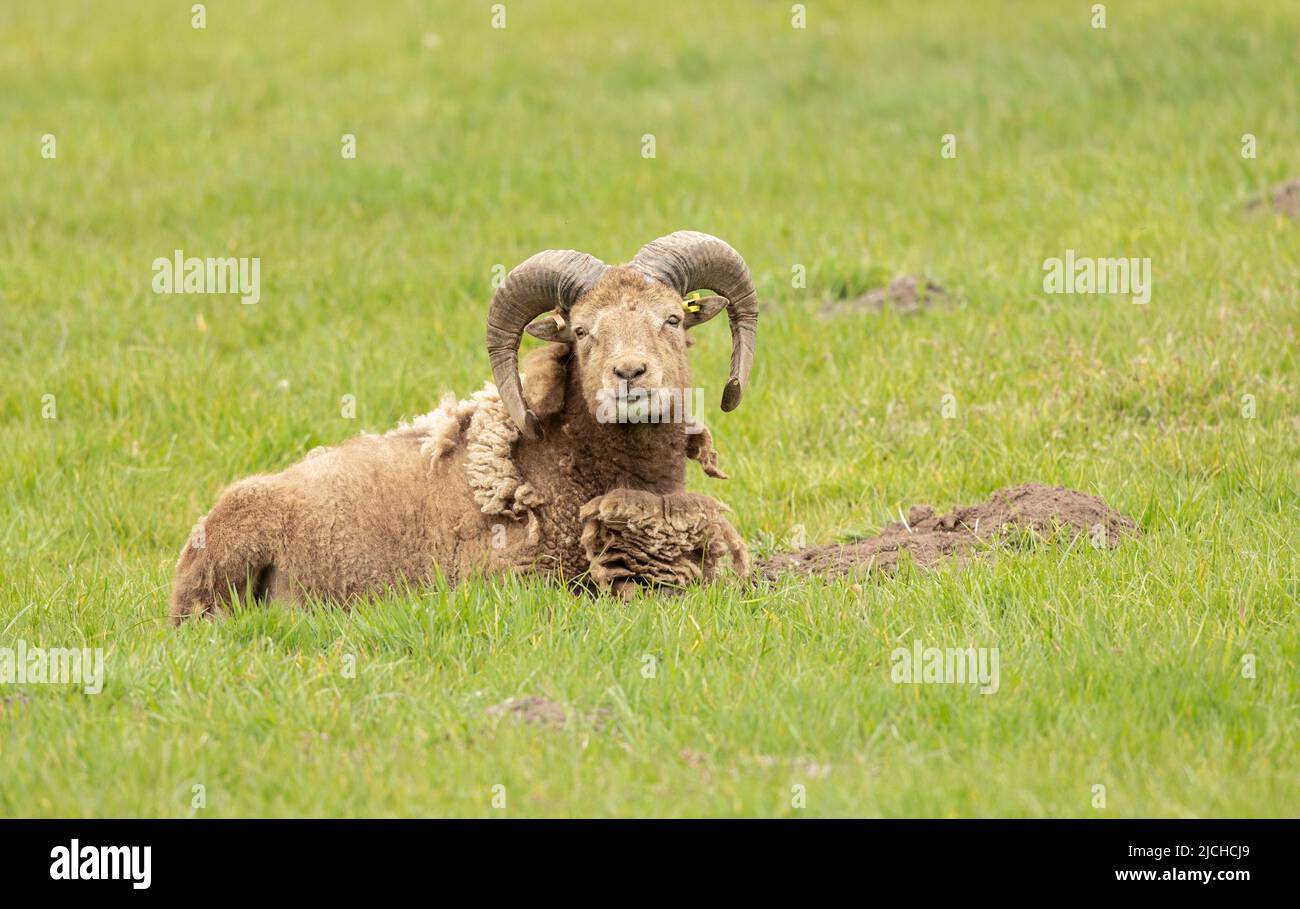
(0, 694), (30, 716)
(485, 696), (610, 730)
(485, 696), (567, 727)
(759, 483), (1137, 581)
(1247, 177), (1300, 219)
(823, 276), (951, 315)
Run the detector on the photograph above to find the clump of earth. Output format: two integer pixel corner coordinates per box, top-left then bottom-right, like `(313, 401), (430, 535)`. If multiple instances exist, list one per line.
(485, 696), (609, 730)
(0, 694), (31, 716)
(759, 483), (1138, 580)
(1247, 177), (1300, 219)
(822, 275), (951, 315)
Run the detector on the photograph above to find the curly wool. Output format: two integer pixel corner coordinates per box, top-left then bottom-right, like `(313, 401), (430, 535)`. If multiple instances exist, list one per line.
(462, 385), (545, 543)
(395, 383), (543, 543)
(390, 392), (476, 462)
(579, 488), (749, 595)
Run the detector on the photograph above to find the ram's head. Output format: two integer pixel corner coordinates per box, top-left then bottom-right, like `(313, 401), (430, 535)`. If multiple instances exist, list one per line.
(485, 231), (759, 439)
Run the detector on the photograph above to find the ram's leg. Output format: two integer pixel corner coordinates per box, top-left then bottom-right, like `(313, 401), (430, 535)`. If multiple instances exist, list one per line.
(169, 478), (282, 624)
(685, 424), (728, 479)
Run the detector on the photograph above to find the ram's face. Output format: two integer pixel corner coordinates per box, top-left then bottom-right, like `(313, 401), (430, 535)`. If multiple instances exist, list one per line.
(525, 267), (728, 426)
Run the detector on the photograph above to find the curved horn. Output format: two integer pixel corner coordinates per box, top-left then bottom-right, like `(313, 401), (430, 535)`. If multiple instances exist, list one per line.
(486, 249), (607, 439)
(631, 231), (758, 412)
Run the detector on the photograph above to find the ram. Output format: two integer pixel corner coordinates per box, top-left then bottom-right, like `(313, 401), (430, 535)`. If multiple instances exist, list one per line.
(169, 231), (758, 621)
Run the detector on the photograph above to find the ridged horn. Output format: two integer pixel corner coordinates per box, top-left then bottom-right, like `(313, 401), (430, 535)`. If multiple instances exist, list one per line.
(486, 249), (607, 439)
(631, 231), (758, 411)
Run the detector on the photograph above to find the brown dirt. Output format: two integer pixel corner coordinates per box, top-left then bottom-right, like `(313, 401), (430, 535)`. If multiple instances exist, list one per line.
(823, 276), (951, 315)
(759, 483), (1138, 581)
(485, 696), (610, 730)
(1247, 177), (1300, 219)
(0, 694), (30, 716)
(485, 696), (568, 728)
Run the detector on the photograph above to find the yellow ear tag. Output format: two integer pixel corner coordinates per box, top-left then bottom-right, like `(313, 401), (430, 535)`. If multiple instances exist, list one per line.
(682, 292), (702, 313)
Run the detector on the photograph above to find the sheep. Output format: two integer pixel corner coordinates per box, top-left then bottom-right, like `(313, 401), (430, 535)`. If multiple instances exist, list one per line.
(169, 231), (759, 622)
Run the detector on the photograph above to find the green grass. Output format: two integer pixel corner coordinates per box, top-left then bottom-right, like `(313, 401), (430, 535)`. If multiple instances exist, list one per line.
(1, 0), (1297, 817)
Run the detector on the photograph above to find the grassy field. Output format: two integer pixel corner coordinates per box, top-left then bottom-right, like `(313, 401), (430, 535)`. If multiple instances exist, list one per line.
(1, 0), (1296, 817)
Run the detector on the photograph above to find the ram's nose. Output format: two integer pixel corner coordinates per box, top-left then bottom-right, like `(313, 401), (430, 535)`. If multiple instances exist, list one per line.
(613, 361), (648, 382)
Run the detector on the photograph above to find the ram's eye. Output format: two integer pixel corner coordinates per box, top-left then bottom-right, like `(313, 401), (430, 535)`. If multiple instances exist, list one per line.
(573, 327), (588, 339)
(665, 314), (682, 327)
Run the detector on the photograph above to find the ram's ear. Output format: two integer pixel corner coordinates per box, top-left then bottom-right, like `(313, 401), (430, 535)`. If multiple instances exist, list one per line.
(525, 312), (573, 343)
(683, 295), (729, 329)
(521, 342), (569, 419)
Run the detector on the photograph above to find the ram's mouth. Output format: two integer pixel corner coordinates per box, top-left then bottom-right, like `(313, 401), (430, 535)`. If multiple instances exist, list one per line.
(604, 379), (655, 398)
(616, 396), (654, 423)
(596, 383), (677, 426)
